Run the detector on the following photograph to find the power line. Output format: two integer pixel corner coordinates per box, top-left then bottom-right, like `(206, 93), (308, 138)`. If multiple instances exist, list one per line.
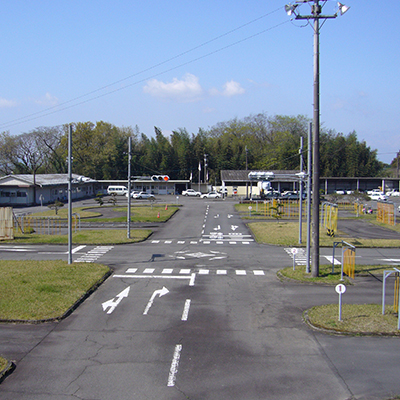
(0, 7), (286, 131)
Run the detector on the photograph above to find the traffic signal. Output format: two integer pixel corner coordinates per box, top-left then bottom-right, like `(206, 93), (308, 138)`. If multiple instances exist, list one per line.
(151, 175), (169, 181)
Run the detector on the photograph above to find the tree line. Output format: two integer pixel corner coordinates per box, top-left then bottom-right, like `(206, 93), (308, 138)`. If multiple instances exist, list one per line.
(0, 113), (385, 184)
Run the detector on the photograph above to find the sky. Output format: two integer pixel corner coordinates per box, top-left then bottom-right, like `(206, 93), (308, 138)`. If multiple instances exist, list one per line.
(1, 1), (399, 164)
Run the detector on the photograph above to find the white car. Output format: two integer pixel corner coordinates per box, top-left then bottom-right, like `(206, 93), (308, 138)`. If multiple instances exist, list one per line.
(125, 191), (140, 198)
(367, 189), (384, 196)
(369, 193), (387, 201)
(387, 190), (400, 197)
(182, 189), (201, 197)
(200, 191), (222, 199)
(132, 191), (155, 200)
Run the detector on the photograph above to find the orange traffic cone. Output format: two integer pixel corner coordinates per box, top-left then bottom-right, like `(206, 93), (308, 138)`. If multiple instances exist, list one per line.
(157, 212), (160, 218)
(165, 204), (168, 210)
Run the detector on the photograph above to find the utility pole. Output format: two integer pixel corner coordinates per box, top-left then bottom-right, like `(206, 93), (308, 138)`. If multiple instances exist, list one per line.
(127, 136), (132, 239)
(67, 124), (73, 265)
(284, 0), (349, 277)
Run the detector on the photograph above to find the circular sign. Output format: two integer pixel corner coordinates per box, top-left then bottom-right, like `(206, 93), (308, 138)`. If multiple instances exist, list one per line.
(335, 284), (346, 294)
(248, 206), (252, 210)
(291, 248), (298, 254)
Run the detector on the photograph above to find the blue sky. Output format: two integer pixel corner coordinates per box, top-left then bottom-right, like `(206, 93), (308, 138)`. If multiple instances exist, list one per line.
(1, 1), (399, 164)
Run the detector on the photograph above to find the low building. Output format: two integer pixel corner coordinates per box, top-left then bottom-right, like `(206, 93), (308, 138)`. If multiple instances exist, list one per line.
(0, 174), (96, 206)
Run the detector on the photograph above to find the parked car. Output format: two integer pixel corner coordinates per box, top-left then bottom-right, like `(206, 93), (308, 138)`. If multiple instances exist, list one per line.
(387, 190), (400, 197)
(125, 191), (140, 198)
(369, 193), (387, 201)
(182, 189), (201, 197)
(334, 189), (345, 195)
(200, 191), (222, 199)
(132, 191), (155, 200)
(367, 189), (384, 196)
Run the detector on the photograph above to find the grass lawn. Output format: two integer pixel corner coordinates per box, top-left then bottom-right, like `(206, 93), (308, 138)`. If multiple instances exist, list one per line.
(248, 221), (400, 248)
(305, 304), (399, 335)
(0, 357), (7, 372)
(30, 204), (179, 223)
(0, 229), (152, 245)
(0, 260), (110, 321)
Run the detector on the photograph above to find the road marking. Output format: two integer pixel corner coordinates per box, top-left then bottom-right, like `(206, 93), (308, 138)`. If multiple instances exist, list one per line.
(102, 286), (130, 314)
(167, 344), (182, 387)
(181, 299), (191, 321)
(323, 256), (341, 265)
(162, 268), (173, 274)
(236, 270), (246, 275)
(143, 286), (169, 315)
(217, 270), (227, 275)
(72, 245), (86, 253)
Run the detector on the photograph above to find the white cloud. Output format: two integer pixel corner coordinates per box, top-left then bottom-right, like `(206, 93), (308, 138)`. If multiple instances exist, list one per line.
(35, 92), (58, 106)
(0, 98), (17, 108)
(210, 80), (245, 97)
(143, 73), (203, 102)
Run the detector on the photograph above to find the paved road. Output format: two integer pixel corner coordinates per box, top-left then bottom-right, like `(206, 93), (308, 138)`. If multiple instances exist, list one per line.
(0, 197), (399, 399)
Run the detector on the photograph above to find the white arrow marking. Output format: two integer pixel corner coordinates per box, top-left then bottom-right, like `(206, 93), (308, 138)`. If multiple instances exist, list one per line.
(213, 225), (221, 231)
(214, 214), (220, 218)
(227, 214), (233, 219)
(102, 286), (130, 314)
(231, 225), (238, 231)
(143, 286), (169, 315)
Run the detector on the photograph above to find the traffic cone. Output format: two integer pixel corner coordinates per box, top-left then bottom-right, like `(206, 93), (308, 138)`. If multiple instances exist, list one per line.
(165, 204), (168, 210)
(157, 212), (160, 218)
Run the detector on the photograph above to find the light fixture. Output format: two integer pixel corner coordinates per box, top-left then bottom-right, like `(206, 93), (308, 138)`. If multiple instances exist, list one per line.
(285, 4), (298, 16)
(338, 2), (350, 15)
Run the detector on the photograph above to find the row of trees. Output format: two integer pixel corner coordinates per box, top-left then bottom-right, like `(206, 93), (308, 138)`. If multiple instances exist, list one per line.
(0, 113), (385, 183)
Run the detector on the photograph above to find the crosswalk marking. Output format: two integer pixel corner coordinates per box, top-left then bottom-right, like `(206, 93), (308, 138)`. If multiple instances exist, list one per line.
(150, 238), (254, 245)
(115, 267), (265, 277)
(74, 246), (114, 263)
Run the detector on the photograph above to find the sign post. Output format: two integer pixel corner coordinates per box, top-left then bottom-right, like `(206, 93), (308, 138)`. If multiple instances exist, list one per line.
(335, 284), (346, 321)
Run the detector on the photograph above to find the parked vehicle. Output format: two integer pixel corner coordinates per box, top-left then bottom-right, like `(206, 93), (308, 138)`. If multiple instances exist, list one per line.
(200, 191), (222, 199)
(107, 186), (128, 196)
(182, 189), (201, 197)
(125, 191), (140, 198)
(334, 189), (345, 195)
(387, 190), (400, 197)
(367, 189), (384, 196)
(369, 193), (387, 201)
(132, 191), (155, 200)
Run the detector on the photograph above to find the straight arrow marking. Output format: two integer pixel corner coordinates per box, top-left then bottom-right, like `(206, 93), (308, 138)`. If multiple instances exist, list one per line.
(102, 286), (130, 314)
(143, 286), (169, 315)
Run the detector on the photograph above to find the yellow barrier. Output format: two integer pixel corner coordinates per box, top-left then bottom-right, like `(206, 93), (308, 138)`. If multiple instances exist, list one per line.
(395, 273), (399, 313)
(343, 247), (355, 279)
(377, 202), (395, 226)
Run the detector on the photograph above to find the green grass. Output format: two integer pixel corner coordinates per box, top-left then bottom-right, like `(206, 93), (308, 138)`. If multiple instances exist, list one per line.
(305, 304), (399, 335)
(0, 357), (7, 372)
(279, 264), (389, 285)
(248, 221), (400, 248)
(1, 229), (152, 245)
(30, 205), (179, 223)
(0, 260), (110, 321)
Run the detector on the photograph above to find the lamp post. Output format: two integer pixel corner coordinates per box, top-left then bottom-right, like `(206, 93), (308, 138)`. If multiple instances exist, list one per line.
(285, 1), (349, 277)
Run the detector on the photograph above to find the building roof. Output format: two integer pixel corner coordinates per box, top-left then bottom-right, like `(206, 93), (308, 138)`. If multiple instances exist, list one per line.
(0, 174), (96, 187)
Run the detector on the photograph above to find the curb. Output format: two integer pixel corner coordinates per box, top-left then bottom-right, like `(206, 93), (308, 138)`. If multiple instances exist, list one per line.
(0, 361), (16, 384)
(303, 310), (400, 337)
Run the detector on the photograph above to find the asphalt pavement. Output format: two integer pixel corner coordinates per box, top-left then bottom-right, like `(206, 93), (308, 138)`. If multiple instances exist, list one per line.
(0, 196), (399, 400)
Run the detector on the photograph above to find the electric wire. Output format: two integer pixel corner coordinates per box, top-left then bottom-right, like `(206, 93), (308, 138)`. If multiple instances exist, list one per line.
(0, 6), (286, 131)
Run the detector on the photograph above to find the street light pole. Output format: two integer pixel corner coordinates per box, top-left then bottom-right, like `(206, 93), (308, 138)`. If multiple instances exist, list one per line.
(285, 0), (349, 277)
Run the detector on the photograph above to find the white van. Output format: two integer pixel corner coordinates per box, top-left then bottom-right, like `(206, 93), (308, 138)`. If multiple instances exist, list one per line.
(107, 186), (128, 196)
